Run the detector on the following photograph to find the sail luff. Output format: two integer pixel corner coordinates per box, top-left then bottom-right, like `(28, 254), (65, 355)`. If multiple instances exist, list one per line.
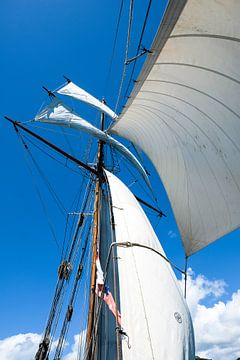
(97, 189), (119, 360)
(104, 169), (195, 359)
(105, 174), (122, 360)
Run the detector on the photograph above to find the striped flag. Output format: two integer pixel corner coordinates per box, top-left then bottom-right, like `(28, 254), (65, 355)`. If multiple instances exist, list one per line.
(95, 255), (121, 325)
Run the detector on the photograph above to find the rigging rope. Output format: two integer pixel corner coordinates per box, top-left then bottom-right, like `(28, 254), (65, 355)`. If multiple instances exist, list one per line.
(61, 127), (76, 157)
(21, 132), (86, 177)
(30, 123), (84, 139)
(123, 159), (158, 207)
(53, 223), (92, 360)
(104, 0), (125, 97)
(63, 177), (94, 261)
(114, 242), (185, 274)
(184, 256), (188, 299)
(36, 180), (95, 360)
(16, 130), (62, 251)
(114, 0), (134, 113)
(84, 236), (186, 360)
(124, 0), (153, 99)
(20, 134), (68, 217)
(77, 225), (94, 360)
(61, 214), (69, 262)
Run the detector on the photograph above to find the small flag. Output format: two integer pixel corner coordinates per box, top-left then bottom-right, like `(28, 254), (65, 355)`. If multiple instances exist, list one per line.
(95, 255), (121, 325)
(103, 285), (121, 325)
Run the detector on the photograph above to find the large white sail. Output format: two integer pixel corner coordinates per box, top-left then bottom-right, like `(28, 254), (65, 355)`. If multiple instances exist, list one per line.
(35, 98), (149, 186)
(57, 81), (118, 119)
(104, 170), (195, 360)
(110, 0), (240, 256)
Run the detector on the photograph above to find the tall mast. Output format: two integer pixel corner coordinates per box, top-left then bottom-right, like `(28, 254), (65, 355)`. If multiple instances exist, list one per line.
(86, 103), (105, 356)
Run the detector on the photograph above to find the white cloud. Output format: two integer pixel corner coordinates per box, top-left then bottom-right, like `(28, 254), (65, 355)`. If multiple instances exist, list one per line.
(0, 333), (41, 360)
(0, 329), (86, 360)
(179, 269), (240, 360)
(63, 330), (86, 360)
(0, 333), (59, 360)
(1, 273), (240, 360)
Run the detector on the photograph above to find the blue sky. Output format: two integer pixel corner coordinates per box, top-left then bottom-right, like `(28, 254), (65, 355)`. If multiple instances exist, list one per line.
(0, 0), (240, 358)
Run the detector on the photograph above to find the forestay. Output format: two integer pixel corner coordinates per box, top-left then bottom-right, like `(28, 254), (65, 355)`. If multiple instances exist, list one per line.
(105, 170), (195, 360)
(34, 98), (149, 186)
(110, 0), (240, 256)
(57, 81), (118, 119)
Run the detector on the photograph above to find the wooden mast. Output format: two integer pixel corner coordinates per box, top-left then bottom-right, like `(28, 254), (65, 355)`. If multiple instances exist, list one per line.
(86, 104), (105, 356)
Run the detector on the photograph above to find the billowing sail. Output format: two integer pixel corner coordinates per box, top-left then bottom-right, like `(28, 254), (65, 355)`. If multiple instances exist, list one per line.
(57, 81), (118, 119)
(110, 0), (240, 256)
(104, 170), (195, 359)
(35, 98), (149, 186)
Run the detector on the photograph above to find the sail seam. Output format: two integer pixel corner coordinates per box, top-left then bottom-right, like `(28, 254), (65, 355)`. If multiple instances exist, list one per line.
(138, 90), (240, 153)
(132, 248), (155, 359)
(128, 106), (222, 251)
(135, 103), (235, 228)
(154, 62), (240, 86)
(170, 33), (240, 43)
(145, 79), (240, 120)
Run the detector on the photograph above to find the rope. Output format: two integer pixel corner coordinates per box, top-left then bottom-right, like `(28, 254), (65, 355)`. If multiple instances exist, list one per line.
(21, 135), (68, 217)
(114, 0), (134, 113)
(53, 223), (92, 360)
(124, 0), (153, 99)
(21, 132), (86, 177)
(16, 130), (61, 251)
(116, 242), (185, 274)
(60, 214), (69, 262)
(29, 123), (83, 139)
(61, 127), (76, 157)
(184, 256), (188, 298)
(104, 0), (125, 96)
(84, 237), (186, 359)
(37, 187), (95, 359)
(35, 176), (95, 359)
(64, 177), (91, 260)
(122, 159), (157, 206)
(77, 224), (94, 359)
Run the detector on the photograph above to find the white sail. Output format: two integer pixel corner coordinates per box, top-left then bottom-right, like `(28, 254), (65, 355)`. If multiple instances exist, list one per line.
(57, 81), (118, 119)
(110, 0), (240, 256)
(35, 98), (149, 186)
(104, 170), (195, 360)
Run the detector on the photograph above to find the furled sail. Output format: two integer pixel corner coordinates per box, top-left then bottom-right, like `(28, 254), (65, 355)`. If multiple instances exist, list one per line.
(104, 170), (195, 359)
(109, 0), (240, 256)
(57, 81), (118, 119)
(35, 98), (149, 186)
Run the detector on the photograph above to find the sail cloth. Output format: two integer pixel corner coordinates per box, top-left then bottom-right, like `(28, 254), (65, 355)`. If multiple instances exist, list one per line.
(34, 98), (149, 186)
(110, 0), (240, 256)
(104, 170), (195, 360)
(57, 81), (118, 119)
